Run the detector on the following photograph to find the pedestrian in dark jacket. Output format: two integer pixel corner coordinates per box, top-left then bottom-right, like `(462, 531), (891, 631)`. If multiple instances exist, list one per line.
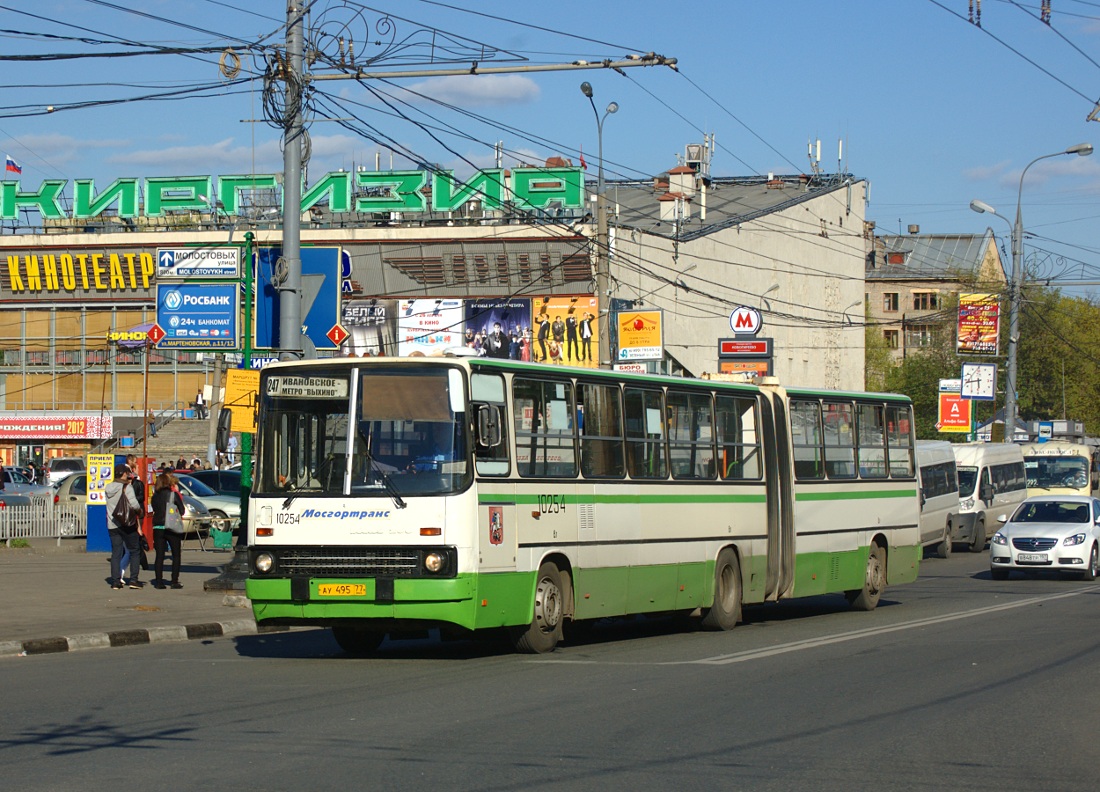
(151, 473), (186, 589)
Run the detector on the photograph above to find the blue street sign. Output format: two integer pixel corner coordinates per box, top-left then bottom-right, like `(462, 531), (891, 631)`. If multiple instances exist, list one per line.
(254, 246), (342, 350)
(155, 283), (239, 349)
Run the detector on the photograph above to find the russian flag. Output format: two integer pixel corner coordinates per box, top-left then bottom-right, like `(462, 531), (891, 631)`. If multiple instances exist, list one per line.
(5, 156), (21, 175)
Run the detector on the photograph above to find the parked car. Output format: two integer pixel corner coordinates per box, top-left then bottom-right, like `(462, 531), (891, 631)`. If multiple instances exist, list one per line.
(47, 457), (86, 487)
(990, 495), (1100, 581)
(174, 473), (241, 532)
(54, 473), (213, 537)
(186, 469), (243, 497)
(1, 466), (53, 497)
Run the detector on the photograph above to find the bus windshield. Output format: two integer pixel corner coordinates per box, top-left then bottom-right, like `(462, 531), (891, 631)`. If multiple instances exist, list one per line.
(256, 365), (470, 497)
(1024, 455), (1089, 490)
(956, 466), (978, 497)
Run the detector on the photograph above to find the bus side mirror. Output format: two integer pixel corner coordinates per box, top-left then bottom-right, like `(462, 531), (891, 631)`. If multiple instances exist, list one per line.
(476, 405), (502, 448)
(215, 407), (233, 452)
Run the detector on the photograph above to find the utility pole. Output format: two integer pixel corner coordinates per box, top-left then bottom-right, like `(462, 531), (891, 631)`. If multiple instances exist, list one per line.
(279, 0), (305, 360)
(272, 25), (675, 361)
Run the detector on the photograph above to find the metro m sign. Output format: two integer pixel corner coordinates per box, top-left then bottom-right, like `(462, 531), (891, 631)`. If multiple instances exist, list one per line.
(729, 306), (762, 335)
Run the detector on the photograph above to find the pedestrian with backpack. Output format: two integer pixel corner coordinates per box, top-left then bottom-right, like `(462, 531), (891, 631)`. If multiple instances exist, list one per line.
(106, 465), (142, 589)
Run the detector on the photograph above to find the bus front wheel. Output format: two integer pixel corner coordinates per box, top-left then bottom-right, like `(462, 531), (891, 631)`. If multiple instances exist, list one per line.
(510, 561), (564, 654)
(332, 626), (385, 656)
(846, 543), (885, 611)
(701, 548), (742, 631)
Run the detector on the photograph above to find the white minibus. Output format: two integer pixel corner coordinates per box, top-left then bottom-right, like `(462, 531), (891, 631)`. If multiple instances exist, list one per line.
(916, 440), (961, 558)
(951, 442), (1028, 552)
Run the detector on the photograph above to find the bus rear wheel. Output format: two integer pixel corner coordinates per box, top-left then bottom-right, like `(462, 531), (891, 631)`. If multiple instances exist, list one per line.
(332, 626), (385, 656)
(701, 548), (742, 631)
(510, 561), (564, 654)
(846, 543), (885, 611)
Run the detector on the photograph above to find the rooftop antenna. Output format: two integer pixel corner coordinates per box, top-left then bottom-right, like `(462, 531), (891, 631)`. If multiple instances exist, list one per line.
(807, 138), (822, 176)
(838, 138), (843, 174)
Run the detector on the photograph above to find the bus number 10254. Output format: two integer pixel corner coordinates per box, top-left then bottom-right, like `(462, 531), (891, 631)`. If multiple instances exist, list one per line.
(538, 494), (566, 514)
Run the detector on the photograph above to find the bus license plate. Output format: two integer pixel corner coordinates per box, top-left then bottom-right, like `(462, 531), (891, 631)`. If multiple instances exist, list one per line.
(317, 583), (366, 596)
(1016, 553), (1047, 564)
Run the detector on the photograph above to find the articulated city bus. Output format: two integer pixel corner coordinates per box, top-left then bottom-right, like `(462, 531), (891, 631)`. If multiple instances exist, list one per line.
(243, 357), (921, 654)
(1020, 441), (1097, 498)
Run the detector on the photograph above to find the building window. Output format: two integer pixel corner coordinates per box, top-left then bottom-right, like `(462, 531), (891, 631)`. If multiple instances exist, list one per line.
(883, 293), (899, 312)
(883, 330), (899, 349)
(905, 325), (934, 348)
(912, 291), (939, 310)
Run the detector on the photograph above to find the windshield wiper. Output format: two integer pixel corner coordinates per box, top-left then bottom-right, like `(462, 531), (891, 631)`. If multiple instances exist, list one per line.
(365, 450), (406, 510)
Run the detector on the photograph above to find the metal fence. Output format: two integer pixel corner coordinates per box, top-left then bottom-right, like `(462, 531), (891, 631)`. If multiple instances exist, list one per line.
(0, 499), (235, 547)
(0, 496), (85, 546)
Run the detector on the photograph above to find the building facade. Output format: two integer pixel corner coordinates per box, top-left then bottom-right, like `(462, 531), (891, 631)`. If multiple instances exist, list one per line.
(0, 150), (868, 464)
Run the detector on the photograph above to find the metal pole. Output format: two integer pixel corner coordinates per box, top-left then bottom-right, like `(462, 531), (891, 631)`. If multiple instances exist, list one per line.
(279, 0), (304, 359)
(970, 143), (1092, 443)
(1004, 191), (1023, 443)
(581, 83), (617, 369)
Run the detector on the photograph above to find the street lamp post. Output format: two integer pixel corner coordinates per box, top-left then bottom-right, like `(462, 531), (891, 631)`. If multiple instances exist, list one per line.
(970, 142), (1093, 442)
(580, 81), (618, 368)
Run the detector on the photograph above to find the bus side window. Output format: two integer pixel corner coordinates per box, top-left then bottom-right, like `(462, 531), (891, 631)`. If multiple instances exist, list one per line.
(822, 400), (855, 479)
(716, 394), (761, 480)
(625, 387), (667, 479)
(512, 377), (577, 479)
(471, 373), (510, 477)
(578, 381), (625, 478)
(667, 389), (716, 480)
(857, 403), (887, 478)
(790, 399), (824, 480)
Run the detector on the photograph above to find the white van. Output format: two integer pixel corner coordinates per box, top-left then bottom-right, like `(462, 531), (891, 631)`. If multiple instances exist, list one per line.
(951, 443), (1028, 552)
(916, 440), (961, 558)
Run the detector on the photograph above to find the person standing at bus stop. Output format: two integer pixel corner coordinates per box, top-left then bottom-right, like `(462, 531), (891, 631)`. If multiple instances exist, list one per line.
(106, 465), (142, 589)
(150, 473), (186, 589)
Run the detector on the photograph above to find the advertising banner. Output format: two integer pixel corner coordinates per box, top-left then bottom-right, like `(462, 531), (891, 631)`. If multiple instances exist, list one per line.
(397, 298), (465, 356)
(340, 298), (398, 357)
(463, 299), (531, 359)
(937, 393), (972, 433)
(617, 309), (664, 362)
(530, 295), (599, 368)
(957, 293), (1000, 355)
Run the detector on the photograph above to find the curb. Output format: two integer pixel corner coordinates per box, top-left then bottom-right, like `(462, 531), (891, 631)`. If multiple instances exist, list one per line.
(0, 618), (259, 658)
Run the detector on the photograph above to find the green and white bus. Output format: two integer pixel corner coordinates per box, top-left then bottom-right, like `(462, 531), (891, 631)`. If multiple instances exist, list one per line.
(244, 357), (921, 654)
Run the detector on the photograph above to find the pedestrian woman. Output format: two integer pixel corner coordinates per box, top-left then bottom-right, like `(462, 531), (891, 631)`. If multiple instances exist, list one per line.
(106, 465), (142, 589)
(151, 472), (186, 589)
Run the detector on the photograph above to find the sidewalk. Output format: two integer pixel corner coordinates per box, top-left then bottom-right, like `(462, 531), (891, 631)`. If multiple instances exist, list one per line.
(0, 538), (258, 657)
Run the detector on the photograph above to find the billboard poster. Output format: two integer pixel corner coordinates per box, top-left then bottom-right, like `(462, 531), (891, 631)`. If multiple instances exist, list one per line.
(463, 299), (531, 359)
(957, 293), (1000, 356)
(397, 298), (464, 356)
(531, 295), (599, 368)
(340, 298), (398, 356)
(617, 309), (663, 361)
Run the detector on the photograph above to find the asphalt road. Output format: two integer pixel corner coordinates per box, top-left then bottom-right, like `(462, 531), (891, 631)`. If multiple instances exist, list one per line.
(3, 549), (1099, 791)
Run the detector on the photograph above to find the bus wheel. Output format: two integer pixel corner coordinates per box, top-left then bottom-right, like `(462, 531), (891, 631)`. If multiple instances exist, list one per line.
(969, 521), (985, 553)
(510, 562), (564, 653)
(846, 543), (885, 611)
(701, 548), (742, 631)
(938, 528), (952, 560)
(332, 626), (385, 656)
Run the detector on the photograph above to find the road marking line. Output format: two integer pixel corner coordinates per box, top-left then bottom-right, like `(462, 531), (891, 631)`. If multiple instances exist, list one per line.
(688, 587), (1100, 665)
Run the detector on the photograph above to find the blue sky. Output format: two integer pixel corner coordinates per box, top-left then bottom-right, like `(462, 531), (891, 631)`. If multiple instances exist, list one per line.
(3, 0), (1099, 294)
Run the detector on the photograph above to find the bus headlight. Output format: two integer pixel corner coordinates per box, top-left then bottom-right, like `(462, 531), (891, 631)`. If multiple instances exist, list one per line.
(961, 497), (975, 511)
(424, 552), (445, 573)
(254, 552), (275, 573)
